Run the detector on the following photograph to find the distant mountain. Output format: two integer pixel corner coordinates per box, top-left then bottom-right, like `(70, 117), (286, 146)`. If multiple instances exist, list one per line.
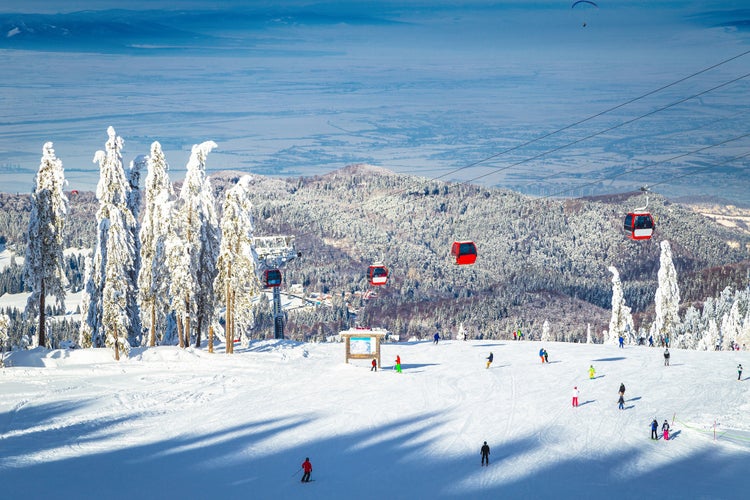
(2, 166), (749, 341)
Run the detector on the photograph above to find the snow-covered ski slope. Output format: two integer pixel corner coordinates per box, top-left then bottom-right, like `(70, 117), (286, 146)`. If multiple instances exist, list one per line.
(1, 340), (748, 499)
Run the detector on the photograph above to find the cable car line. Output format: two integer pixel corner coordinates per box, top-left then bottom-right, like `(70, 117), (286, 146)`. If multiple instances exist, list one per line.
(541, 131), (750, 200)
(460, 71), (750, 186)
(408, 49), (750, 183)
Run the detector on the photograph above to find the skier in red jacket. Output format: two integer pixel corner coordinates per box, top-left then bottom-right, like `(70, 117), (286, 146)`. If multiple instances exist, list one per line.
(301, 457), (312, 482)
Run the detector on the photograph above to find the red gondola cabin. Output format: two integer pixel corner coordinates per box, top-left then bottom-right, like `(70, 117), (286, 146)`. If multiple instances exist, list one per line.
(368, 263), (389, 286)
(263, 269), (282, 288)
(623, 212), (655, 240)
(451, 241), (477, 265)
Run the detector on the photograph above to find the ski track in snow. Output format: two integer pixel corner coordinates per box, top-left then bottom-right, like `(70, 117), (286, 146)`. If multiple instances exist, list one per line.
(0, 340), (749, 499)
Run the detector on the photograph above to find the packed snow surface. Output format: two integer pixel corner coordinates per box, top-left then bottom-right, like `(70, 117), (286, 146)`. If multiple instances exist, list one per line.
(1, 340), (748, 499)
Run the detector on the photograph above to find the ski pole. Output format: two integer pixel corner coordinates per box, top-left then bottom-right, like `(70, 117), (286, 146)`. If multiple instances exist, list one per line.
(291, 467), (302, 478)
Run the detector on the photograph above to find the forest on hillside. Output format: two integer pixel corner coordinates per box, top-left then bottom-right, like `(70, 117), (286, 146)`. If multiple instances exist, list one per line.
(2, 164), (749, 345)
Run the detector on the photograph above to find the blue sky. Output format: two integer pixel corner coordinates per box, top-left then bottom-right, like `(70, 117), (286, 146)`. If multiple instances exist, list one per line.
(1, 2), (748, 203)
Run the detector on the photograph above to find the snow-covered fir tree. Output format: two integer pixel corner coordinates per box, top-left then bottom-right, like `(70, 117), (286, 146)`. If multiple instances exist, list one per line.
(137, 142), (174, 347)
(541, 319), (551, 342)
(0, 313), (10, 365)
(607, 266), (634, 345)
(101, 209), (132, 360)
(650, 240), (681, 345)
(721, 298), (743, 351)
(678, 305), (703, 349)
(174, 141), (220, 348)
(214, 175), (261, 352)
(78, 254), (94, 347)
(23, 142), (68, 348)
(698, 319), (719, 351)
(80, 127), (139, 353)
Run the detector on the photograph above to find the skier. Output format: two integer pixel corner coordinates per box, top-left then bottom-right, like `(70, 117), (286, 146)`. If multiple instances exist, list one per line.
(589, 365), (596, 379)
(434, 332), (440, 345)
(618, 393), (625, 410)
(739, 363), (743, 381)
(301, 457), (313, 482)
(571, 386), (579, 407)
(651, 418), (659, 439)
(543, 349), (549, 363)
(539, 348), (545, 363)
(663, 348), (670, 366)
(618, 335), (624, 348)
(618, 383), (625, 397)
(371, 359), (377, 372)
(662, 420), (670, 440)
(648, 335), (654, 347)
(480, 441), (490, 466)
(486, 352), (494, 369)
(395, 355), (402, 373)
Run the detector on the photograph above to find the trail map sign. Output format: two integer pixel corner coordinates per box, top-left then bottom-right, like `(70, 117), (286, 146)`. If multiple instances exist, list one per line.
(341, 328), (386, 369)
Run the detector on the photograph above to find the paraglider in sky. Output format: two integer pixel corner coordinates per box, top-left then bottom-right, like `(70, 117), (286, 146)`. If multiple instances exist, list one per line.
(571, 0), (599, 27)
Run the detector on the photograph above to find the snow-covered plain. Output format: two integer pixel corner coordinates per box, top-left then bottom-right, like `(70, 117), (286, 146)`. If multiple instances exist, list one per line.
(1, 339), (748, 499)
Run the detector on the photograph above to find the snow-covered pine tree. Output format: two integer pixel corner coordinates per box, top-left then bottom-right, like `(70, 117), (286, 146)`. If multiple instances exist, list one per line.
(138, 142), (174, 347)
(175, 141), (220, 348)
(0, 313), (10, 366)
(607, 266), (635, 345)
(586, 323), (592, 344)
(78, 254), (94, 347)
(23, 142), (68, 348)
(698, 319), (719, 351)
(541, 319), (551, 342)
(721, 297), (743, 351)
(650, 240), (681, 345)
(214, 176), (261, 352)
(101, 209), (133, 360)
(80, 127), (139, 353)
(679, 305), (703, 350)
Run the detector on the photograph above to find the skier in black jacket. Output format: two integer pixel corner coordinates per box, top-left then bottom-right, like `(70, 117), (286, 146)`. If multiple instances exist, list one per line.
(651, 419), (659, 439)
(480, 441), (490, 466)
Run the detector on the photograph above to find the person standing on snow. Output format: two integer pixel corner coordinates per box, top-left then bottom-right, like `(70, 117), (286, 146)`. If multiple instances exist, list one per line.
(738, 364), (743, 381)
(395, 355), (402, 373)
(651, 419), (659, 439)
(543, 349), (549, 363)
(371, 359), (377, 372)
(618, 393), (625, 410)
(480, 441), (490, 466)
(539, 348), (545, 363)
(486, 352), (494, 369)
(662, 420), (670, 440)
(589, 365), (596, 379)
(648, 335), (654, 347)
(618, 383), (626, 397)
(618, 335), (624, 348)
(572, 386), (579, 407)
(664, 348), (670, 366)
(301, 457), (313, 482)
(434, 332), (440, 345)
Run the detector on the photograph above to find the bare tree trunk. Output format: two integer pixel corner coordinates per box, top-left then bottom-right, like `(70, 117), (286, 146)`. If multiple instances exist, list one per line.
(208, 324), (214, 353)
(177, 314), (184, 348)
(114, 332), (120, 361)
(195, 315), (202, 349)
(38, 280), (46, 348)
(226, 262), (232, 354)
(148, 302), (156, 347)
(184, 296), (191, 349)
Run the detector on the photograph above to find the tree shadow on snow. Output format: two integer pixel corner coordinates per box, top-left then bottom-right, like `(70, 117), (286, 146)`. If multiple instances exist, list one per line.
(474, 343), (503, 348)
(592, 357), (626, 362)
(2, 397), (749, 500)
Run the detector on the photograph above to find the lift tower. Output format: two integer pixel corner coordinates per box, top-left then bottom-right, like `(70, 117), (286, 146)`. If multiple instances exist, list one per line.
(251, 236), (298, 339)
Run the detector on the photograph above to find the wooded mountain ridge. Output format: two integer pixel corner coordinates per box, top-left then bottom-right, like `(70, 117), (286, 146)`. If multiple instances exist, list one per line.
(2, 164), (749, 341)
